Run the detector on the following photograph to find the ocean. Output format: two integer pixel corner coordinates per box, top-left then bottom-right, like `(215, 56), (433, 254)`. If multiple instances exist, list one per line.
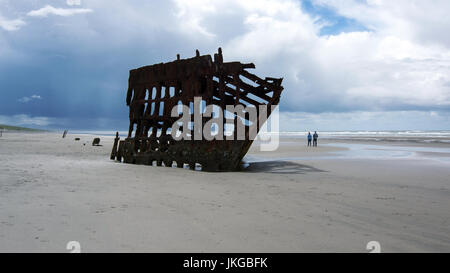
(67, 130), (450, 144)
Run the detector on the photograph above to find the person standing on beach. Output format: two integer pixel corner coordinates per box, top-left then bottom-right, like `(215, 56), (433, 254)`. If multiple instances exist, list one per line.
(313, 131), (318, 147)
(307, 132), (312, 146)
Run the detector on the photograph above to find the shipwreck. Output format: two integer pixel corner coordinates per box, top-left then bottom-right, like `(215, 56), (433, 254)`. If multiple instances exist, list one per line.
(110, 48), (283, 171)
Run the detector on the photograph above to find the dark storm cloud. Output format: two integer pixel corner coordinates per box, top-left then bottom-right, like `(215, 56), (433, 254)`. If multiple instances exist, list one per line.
(0, 0), (449, 130)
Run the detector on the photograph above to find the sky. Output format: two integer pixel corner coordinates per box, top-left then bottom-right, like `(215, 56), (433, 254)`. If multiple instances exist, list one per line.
(0, 0), (449, 131)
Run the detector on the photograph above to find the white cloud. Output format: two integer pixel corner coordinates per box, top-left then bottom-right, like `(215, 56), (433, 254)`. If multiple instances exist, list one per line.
(1, 0), (449, 130)
(0, 15), (25, 31)
(67, 0), (82, 6)
(18, 95), (42, 103)
(188, 0), (450, 112)
(314, 0), (450, 47)
(27, 5), (92, 17)
(279, 110), (450, 131)
(22, 0), (450, 113)
(0, 114), (52, 127)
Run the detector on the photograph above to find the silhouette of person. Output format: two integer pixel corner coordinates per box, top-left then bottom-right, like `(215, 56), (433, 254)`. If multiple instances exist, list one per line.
(313, 131), (318, 147)
(307, 132), (312, 146)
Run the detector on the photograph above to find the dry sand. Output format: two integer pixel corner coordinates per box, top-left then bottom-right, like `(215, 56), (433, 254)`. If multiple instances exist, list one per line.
(0, 132), (449, 252)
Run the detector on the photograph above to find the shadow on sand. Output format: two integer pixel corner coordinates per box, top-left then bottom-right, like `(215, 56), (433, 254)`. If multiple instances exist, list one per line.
(242, 160), (327, 174)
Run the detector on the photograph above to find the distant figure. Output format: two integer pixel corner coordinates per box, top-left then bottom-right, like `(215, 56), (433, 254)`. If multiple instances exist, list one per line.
(313, 131), (318, 147)
(0, 127), (3, 137)
(62, 130), (68, 138)
(307, 132), (312, 146)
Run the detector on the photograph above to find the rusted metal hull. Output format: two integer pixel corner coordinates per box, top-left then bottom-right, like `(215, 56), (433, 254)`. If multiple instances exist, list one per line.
(110, 48), (283, 171)
(113, 139), (251, 171)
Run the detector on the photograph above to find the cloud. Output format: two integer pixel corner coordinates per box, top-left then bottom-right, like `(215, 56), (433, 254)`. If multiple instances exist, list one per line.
(279, 110), (450, 131)
(0, 113), (126, 130)
(210, 0), (450, 114)
(0, 15), (25, 31)
(27, 5), (92, 17)
(0, 114), (53, 127)
(314, 0), (450, 47)
(67, 0), (82, 6)
(1, 0), (449, 130)
(18, 95), (42, 103)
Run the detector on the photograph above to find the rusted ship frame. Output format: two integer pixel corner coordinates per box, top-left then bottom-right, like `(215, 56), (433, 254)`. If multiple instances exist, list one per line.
(110, 48), (283, 171)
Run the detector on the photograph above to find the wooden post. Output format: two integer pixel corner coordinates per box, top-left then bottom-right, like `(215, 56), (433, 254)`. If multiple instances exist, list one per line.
(110, 132), (120, 160)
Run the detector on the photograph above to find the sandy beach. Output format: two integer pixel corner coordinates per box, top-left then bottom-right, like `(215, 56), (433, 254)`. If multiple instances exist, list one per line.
(0, 131), (449, 252)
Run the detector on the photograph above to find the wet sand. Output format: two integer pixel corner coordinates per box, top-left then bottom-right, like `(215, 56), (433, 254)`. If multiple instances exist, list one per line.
(0, 132), (449, 252)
